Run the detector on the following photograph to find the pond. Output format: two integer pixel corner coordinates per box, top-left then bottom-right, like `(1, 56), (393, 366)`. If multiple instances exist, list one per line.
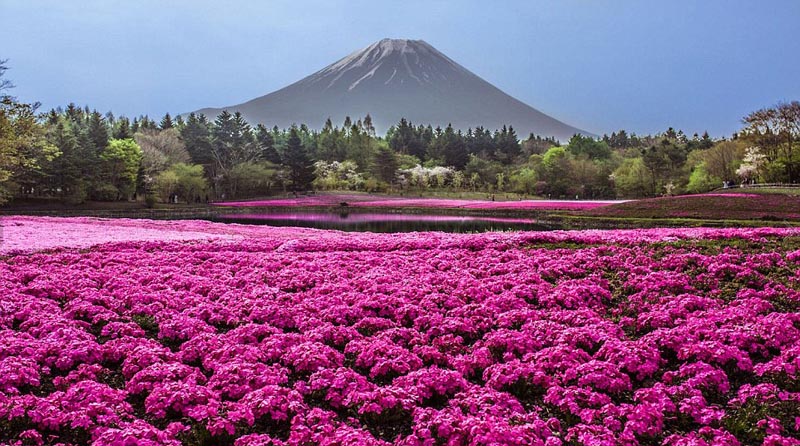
(213, 211), (554, 233)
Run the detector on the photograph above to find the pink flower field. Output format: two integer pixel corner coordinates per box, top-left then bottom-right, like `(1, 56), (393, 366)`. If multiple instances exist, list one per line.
(214, 194), (623, 211)
(2, 217), (800, 445)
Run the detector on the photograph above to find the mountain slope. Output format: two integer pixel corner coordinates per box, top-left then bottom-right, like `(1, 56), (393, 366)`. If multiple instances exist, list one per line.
(194, 38), (592, 141)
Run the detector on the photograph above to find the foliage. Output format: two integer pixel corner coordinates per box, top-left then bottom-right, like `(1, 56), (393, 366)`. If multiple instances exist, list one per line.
(371, 144), (399, 184)
(0, 92), (59, 203)
(6, 94), (799, 203)
(283, 127), (315, 191)
(135, 128), (191, 178)
(611, 157), (651, 198)
(686, 162), (720, 193)
(223, 162), (273, 199)
(97, 138), (142, 200)
(313, 160), (364, 190)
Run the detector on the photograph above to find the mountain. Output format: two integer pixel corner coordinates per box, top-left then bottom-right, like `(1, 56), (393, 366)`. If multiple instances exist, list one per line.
(193, 38), (592, 142)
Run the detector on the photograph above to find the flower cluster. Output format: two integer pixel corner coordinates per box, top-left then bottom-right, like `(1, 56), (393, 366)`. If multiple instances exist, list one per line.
(1, 219), (800, 445)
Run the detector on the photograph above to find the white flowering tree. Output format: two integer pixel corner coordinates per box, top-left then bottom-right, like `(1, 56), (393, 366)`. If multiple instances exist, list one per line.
(313, 160), (365, 190)
(735, 146), (766, 184)
(398, 165), (455, 190)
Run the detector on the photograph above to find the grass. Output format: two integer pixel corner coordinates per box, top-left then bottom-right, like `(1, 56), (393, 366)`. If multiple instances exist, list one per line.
(713, 186), (800, 196)
(582, 193), (800, 221)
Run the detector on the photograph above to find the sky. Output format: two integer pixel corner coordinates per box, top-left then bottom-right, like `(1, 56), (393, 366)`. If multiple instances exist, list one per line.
(1, 0), (799, 137)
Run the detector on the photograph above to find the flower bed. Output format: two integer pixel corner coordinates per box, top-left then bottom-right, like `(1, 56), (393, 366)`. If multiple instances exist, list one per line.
(587, 194), (800, 221)
(214, 194), (622, 211)
(1, 220), (800, 445)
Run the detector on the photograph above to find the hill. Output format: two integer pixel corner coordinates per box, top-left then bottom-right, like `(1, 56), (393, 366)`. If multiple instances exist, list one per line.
(193, 38), (591, 141)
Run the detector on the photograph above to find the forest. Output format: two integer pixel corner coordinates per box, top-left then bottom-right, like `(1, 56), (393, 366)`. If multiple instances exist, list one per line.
(2, 63), (799, 205)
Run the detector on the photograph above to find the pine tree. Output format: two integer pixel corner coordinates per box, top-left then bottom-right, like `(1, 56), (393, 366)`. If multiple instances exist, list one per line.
(492, 125), (521, 164)
(49, 119), (83, 201)
(372, 145), (399, 184)
(442, 124), (468, 169)
(231, 112), (257, 164)
(160, 113), (174, 130)
(114, 117), (132, 139)
(211, 111), (236, 173)
(256, 123), (281, 164)
(284, 126), (315, 191)
(181, 113), (213, 166)
(87, 111), (110, 154)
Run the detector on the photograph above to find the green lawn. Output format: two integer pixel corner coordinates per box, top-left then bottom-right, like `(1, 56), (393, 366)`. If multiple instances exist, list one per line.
(583, 192), (800, 221)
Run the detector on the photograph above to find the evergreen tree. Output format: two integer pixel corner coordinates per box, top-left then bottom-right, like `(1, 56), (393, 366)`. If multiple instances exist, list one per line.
(223, 111), (259, 166)
(442, 124), (468, 169)
(284, 126), (315, 191)
(160, 113), (174, 130)
(256, 123), (281, 164)
(114, 117), (132, 139)
(363, 113), (376, 137)
(493, 125), (521, 163)
(426, 126), (445, 161)
(87, 111), (109, 153)
(48, 119), (82, 199)
(372, 144), (399, 184)
(566, 134), (611, 159)
(317, 118), (344, 162)
(211, 110), (236, 173)
(181, 113), (214, 166)
(98, 138), (142, 200)
(388, 118), (424, 159)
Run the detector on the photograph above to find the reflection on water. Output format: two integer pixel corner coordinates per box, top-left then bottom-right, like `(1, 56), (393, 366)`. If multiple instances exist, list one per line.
(214, 211), (552, 233)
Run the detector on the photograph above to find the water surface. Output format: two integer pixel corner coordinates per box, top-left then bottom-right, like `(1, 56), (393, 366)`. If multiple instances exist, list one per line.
(214, 211), (553, 233)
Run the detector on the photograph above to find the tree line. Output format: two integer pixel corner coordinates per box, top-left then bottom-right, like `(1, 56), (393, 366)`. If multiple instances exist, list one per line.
(2, 61), (799, 205)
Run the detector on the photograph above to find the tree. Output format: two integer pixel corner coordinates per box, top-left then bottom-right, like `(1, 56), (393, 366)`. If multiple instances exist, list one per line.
(522, 133), (558, 155)
(154, 169), (179, 203)
(702, 140), (744, 183)
(159, 113), (174, 130)
(509, 167), (538, 195)
(283, 126), (315, 191)
(611, 158), (652, 197)
(114, 117), (132, 139)
(742, 101), (800, 182)
(256, 123), (281, 164)
(540, 146), (572, 196)
(225, 162), (277, 198)
(0, 59), (13, 98)
(211, 110), (236, 174)
(441, 124), (468, 169)
(686, 162), (720, 193)
(166, 163), (207, 202)
(181, 113), (214, 166)
(98, 138), (142, 200)
(493, 125), (521, 163)
(87, 111), (109, 153)
(464, 154), (502, 189)
(372, 144), (399, 184)
(314, 160), (364, 190)
(135, 128), (191, 179)
(46, 118), (86, 203)
(388, 118), (424, 159)
(0, 63), (59, 203)
(230, 112), (258, 164)
(736, 146), (766, 183)
(641, 144), (672, 196)
(567, 134), (611, 160)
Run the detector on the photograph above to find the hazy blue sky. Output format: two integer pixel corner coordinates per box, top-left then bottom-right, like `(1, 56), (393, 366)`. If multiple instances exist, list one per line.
(2, 0), (798, 137)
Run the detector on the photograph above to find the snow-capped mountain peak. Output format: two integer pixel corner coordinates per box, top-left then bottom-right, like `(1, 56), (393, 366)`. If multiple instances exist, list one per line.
(193, 38), (591, 141)
(305, 38), (467, 91)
